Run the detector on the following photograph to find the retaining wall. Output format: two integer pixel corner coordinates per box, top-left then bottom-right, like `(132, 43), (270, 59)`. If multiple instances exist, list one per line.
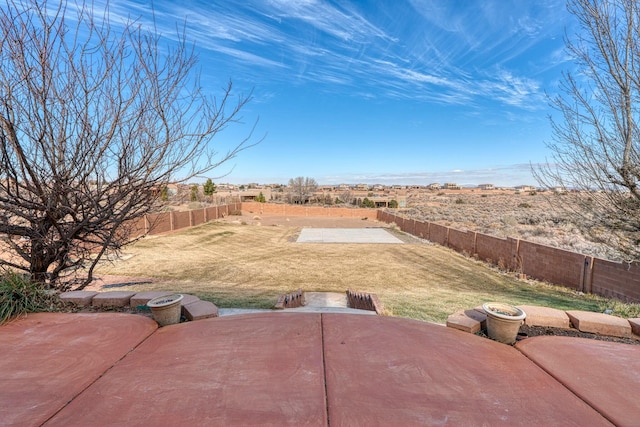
(378, 211), (640, 303)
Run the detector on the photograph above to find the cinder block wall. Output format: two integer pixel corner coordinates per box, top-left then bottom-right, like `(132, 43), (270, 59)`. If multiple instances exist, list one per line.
(592, 258), (640, 302)
(475, 234), (517, 270)
(378, 211), (640, 304)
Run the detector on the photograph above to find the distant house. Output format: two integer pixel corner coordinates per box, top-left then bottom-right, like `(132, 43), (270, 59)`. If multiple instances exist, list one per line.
(442, 183), (461, 190)
(515, 185), (536, 192)
(427, 183), (441, 190)
(478, 184), (494, 190)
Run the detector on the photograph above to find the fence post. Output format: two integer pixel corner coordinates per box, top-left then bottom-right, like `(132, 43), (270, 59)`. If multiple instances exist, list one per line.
(583, 256), (594, 293)
(170, 211), (175, 231)
(471, 231), (477, 255)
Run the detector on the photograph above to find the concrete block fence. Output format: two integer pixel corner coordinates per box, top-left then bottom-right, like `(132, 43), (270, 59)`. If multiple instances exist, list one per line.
(377, 210), (640, 304)
(128, 203), (639, 304)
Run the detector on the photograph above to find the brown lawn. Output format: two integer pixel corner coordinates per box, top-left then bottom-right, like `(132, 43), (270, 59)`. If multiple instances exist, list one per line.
(91, 213), (627, 324)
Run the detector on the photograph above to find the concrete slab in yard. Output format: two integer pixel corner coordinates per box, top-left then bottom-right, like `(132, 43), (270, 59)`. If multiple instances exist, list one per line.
(297, 227), (402, 244)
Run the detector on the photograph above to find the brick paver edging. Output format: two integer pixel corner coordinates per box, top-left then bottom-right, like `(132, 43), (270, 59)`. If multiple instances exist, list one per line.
(446, 303), (640, 340)
(346, 289), (384, 314)
(59, 290), (219, 323)
(274, 288), (305, 309)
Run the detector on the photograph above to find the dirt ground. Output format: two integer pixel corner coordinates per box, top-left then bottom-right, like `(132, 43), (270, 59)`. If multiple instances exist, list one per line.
(518, 324), (640, 345)
(216, 212), (385, 228)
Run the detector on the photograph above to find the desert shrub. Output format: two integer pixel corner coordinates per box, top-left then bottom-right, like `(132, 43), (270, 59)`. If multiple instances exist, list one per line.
(518, 202), (532, 208)
(361, 198), (376, 208)
(187, 202), (203, 210)
(455, 198), (464, 204)
(0, 273), (63, 324)
(501, 216), (517, 227)
(388, 199), (399, 208)
(229, 210), (242, 216)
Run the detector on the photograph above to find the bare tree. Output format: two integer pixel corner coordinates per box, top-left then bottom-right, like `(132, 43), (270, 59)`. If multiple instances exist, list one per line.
(0, 0), (256, 289)
(338, 190), (354, 205)
(287, 177), (318, 204)
(535, 0), (640, 261)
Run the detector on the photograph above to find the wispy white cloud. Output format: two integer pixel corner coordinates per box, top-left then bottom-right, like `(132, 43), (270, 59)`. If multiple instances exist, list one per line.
(72, 0), (569, 112)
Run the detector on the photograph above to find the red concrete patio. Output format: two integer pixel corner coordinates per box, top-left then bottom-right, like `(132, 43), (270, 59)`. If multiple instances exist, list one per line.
(1, 312), (638, 426)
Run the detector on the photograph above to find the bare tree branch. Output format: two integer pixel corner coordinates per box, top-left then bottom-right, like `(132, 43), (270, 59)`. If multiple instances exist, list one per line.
(535, 0), (640, 261)
(0, 0), (258, 289)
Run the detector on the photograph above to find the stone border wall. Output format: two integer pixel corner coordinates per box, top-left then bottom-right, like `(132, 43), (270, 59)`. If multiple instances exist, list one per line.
(378, 210), (640, 304)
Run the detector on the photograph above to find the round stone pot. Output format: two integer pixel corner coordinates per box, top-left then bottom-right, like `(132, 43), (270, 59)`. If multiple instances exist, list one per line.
(147, 294), (184, 327)
(482, 302), (526, 345)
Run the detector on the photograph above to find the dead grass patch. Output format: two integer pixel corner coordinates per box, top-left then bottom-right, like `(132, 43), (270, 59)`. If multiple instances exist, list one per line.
(95, 221), (638, 323)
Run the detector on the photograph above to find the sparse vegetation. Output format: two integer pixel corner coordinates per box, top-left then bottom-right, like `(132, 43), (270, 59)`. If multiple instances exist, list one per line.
(0, 273), (64, 325)
(402, 192), (626, 261)
(361, 198), (376, 208)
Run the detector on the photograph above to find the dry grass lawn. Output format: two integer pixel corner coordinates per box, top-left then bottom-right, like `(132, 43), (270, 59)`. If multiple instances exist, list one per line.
(92, 217), (636, 324)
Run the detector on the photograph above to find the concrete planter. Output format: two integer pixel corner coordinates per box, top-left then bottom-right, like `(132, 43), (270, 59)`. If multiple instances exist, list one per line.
(482, 302), (526, 345)
(147, 294), (184, 327)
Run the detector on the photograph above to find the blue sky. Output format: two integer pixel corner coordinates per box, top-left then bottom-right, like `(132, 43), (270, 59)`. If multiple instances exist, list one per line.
(103, 0), (575, 186)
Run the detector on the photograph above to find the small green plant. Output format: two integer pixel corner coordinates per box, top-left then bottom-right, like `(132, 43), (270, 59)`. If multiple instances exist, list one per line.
(361, 197), (376, 208)
(256, 192), (266, 203)
(203, 178), (216, 196)
(190, 184), (199, 202)
(455, 198), (464, 204)
(518, 202), (532, 208)
(388, 199), (399, 208)
(0, 273), (63, 324)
